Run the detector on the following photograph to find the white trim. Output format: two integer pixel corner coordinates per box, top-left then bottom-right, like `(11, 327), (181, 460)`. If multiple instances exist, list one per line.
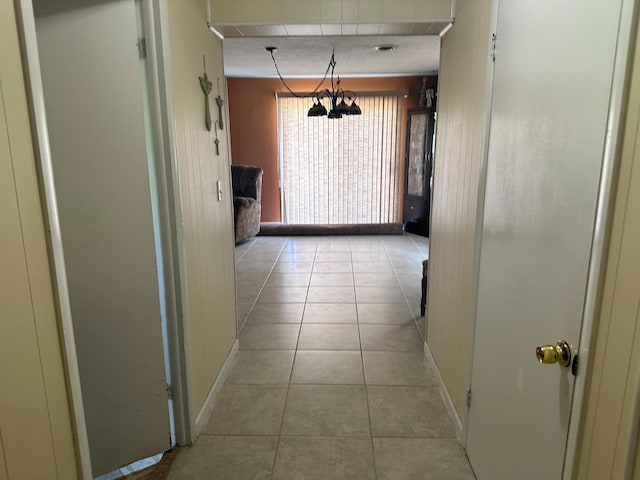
(15, 1), (92, 477)
(234, 72), (438, 80)
(439, 22), (453, 37)
(205, 0), (224, 39)
(462, 0), (500, 447)
(139, 0), (192, 447)
(207, 23), (225, 40)
(275, 93), (286, 223)
(563, 0), (639, 478)
(211, 19), (454, 27)
(626, 364), (640, 478)
(424, 342), (464, 440)
(154, 0), (194, 446)
(218, 38), (238, 336)
(194, 340), (239, 436)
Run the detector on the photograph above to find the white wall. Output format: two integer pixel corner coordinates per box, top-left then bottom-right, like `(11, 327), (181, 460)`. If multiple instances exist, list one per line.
(0, 1), (77, 478)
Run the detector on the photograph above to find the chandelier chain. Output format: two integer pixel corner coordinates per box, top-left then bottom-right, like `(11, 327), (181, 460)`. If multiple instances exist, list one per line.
(268, 48), (333, 98)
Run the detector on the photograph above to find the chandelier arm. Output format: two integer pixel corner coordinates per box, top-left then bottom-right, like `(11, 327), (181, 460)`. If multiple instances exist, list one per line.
(310, 57), (333, 95)
(315, 89), (331, 99)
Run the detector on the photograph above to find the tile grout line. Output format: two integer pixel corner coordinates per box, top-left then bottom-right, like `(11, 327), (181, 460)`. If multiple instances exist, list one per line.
(353, 238), (379, 480)
(192, 236), (465, 478)
(269, 237), (317, 476)
(384, 240), (426, 344)
(199, 432), (458, 440)
(236, 236), (432, 478)
(237, 239), (287, 333)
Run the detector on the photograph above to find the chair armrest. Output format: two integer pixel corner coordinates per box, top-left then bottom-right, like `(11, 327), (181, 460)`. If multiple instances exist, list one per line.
(234, 196), (257, 209)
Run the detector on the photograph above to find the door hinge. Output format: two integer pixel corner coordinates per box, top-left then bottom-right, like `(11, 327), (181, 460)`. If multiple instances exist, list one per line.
(166, 383), (174, 399)
(490, 33), (497, 63)
(466, 388), (472, 408)
(137, 38), (147, 59)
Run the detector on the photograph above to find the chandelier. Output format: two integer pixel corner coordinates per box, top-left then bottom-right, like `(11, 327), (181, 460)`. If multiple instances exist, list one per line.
(266, 46), (362, 119)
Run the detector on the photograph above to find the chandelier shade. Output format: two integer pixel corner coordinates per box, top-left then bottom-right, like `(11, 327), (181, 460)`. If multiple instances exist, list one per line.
(266, 46), (362, 119)
(307, 100), (328, 117)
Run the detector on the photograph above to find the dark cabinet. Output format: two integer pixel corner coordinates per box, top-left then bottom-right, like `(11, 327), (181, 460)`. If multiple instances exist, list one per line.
(403, 108), (435, 236)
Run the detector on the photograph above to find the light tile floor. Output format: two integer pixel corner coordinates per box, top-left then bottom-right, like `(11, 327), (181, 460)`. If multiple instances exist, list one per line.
(167, 234), (475, 479)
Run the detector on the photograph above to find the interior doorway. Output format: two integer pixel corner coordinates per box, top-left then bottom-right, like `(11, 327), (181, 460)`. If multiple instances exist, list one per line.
(221, 36), (440, 340)
(19, 0), (188, 476)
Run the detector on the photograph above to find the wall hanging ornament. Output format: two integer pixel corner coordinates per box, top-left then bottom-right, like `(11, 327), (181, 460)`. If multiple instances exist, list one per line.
(199, 55), (213, 131)
(418, 77), (428, 108)
(425, 88), (435, 108)
(215, 78), (224, 130)
(214, 121), (220, 155)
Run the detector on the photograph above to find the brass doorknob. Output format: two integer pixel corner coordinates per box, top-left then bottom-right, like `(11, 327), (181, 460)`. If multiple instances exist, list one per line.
(536, 341), (572, 368)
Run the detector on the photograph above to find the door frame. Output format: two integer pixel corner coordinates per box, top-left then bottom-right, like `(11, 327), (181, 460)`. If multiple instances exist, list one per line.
(15, 0), (192, 476)
(15, 1), (92, 476)
(461, 0), (640, 476)
(562, 0), (639, 477)
(459, 0), (500, 445)
(138, 0), (192, 446)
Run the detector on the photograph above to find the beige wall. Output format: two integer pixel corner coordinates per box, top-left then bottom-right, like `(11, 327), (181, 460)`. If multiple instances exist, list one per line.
(0, 1), (77, 478)
(426, 0), (493, 419)
(576, 18), (640, 479)
(166, 0), (237, 420)
(211, 0), (452, 24)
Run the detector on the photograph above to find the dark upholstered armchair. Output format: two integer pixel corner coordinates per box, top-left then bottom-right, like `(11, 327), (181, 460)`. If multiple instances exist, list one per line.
(231, 165), (263, 243)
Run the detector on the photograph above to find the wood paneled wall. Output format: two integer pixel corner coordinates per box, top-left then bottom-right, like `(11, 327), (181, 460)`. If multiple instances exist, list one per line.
(210, 0), (452, 24)
(426, 0), (493, 419)
(167, 0), (237, 421)
(0, 1), (77, 477)
(576, 18), (640, 478)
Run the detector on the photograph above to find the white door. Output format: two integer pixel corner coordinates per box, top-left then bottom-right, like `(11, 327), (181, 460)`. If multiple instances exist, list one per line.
(466, 0), (623, 478)
(34, 0), (170, 475)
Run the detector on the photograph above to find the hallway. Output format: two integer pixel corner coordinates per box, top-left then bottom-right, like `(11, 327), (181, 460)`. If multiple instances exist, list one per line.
(167, 235), (475, 479)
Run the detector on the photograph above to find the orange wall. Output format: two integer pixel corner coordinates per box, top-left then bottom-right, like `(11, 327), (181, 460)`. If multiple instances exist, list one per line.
(228, 76), (437, 222)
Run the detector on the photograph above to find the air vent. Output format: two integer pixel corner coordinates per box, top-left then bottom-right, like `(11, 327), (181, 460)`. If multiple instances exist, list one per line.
(374, 44), (398, 52)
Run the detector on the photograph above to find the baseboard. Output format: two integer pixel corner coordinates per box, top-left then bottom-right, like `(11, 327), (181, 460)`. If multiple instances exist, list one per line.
(424, 341), (464, 441)
(259, 222), (403, 236)
(193, 339), (239, 439)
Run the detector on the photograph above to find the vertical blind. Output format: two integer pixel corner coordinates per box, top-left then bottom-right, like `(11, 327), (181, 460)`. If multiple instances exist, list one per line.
(278, 93), (402, 224)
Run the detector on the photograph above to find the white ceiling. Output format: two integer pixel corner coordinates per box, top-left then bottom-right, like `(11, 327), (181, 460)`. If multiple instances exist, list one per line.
(214, 21), (448, 38)
(223, 35), (441, 78)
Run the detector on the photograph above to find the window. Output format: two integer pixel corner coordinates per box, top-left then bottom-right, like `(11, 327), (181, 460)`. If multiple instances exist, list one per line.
(278, 93), (403, 224)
